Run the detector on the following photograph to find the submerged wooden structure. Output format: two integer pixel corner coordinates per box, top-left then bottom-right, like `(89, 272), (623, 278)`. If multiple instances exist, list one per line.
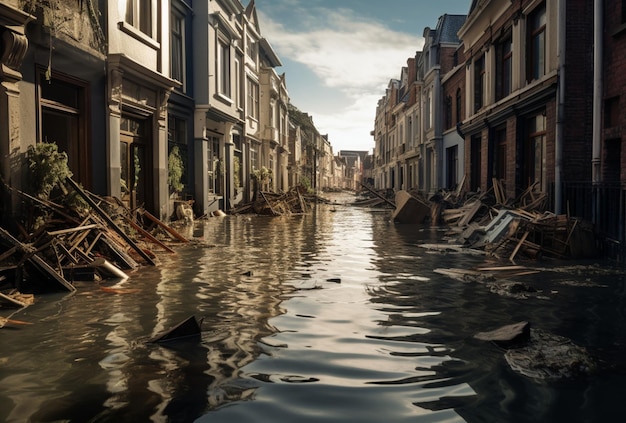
(391, 190), (430, 224)
(230, 186), (312, 216)
(0, 178), (190, 314)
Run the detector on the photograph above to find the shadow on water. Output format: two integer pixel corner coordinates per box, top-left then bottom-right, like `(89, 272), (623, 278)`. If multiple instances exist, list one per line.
(1, 192), (625, 422)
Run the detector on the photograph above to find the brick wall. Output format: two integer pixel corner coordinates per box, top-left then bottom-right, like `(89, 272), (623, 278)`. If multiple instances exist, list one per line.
(562, 0), (595, 183)
(603, 0), (626, 183)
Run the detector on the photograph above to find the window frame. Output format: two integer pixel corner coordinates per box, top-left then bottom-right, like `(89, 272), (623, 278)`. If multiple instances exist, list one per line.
(247, 77), (259, 120)
(526, 2), (546, 83)
(170, 8), (185, 88)
(495, 31), (513, 101)
(126, 0), (153, 38)
(474, 54), (485, 113)
(218, 38), (232, 98)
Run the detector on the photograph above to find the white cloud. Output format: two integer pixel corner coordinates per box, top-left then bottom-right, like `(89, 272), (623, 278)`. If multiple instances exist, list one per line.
(261, 9), (422, 94)
(258, 7), (423, 151)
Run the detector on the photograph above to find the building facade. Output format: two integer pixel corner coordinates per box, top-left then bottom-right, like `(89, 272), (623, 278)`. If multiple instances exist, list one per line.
(373, 15), (466, 197)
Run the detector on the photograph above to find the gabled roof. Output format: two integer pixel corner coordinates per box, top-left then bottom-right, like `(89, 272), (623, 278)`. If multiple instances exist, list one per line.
(245, 0), (261, 35)
(434, 14), (467, 45)
(259, 38), (282, 67)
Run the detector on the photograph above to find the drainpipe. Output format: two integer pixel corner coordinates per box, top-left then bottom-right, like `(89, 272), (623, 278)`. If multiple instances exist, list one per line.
(592, 0), (602, 186)
(592, 0), (603, 225)
(554, 0), (565, 214)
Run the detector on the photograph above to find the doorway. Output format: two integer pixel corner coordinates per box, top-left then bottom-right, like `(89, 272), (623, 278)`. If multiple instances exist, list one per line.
(120, 117), (151, 210)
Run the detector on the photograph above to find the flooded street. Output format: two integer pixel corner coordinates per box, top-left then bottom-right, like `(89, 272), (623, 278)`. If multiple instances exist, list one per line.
(1, 192), (626, 422)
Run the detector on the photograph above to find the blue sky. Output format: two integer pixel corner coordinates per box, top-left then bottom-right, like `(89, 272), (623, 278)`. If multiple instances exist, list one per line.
(252, 0), (472, 153)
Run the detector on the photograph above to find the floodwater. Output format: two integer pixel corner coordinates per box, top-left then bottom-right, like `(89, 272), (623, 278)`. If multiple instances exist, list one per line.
(1, 192), (626, 422)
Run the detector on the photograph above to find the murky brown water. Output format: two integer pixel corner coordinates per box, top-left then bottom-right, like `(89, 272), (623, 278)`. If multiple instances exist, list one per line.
(1, 192), (625, 422)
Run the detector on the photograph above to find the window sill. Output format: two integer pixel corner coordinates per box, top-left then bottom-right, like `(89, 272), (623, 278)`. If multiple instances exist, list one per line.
(215, 93), (233, 105)
(118, 21), (160, 50)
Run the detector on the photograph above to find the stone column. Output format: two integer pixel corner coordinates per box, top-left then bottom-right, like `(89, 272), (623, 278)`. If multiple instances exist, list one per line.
(107, 68), (123, 199)
(0, 13), (29, 221)
(193, 109), (209, 215)
(157, 89), (171, 220)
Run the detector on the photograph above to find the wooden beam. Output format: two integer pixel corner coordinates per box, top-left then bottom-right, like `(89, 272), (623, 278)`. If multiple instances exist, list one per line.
(66, 178), (155, 265)
(140, 210), (189, 243)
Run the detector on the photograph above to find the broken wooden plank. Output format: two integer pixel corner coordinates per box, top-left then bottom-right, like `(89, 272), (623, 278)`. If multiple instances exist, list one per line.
(46, 224), (101, 237)
(140, 210), (189, 243)
(29, 254), (76, 292)
(457, 200), (483, 227)
(359, 182), (396, 208)
(509, 231), (530, 262)
(66, 178), (155, 266)
(0, 291), (33, 307)
(123, 215), (176, 254)
(98, 234), (139, 270)
(476, 265), (528, 272)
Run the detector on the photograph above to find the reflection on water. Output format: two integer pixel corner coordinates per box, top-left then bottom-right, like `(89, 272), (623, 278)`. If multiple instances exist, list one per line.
(0, 192), (625, 422)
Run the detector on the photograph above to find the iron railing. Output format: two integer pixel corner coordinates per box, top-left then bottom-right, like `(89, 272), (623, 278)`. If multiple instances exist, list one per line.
(559, 182), (626, 261)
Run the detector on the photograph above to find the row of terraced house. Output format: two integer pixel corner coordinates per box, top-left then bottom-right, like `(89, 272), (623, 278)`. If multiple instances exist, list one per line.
(0, 0), (362, 222)
(372, 0), (626, 256)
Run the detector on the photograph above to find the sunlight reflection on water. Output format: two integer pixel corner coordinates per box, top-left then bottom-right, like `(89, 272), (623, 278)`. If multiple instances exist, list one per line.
(1, 192), (625, 422)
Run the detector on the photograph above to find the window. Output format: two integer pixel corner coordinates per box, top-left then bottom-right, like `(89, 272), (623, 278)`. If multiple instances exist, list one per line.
(235, 54), (243, 109)
(445, 95), (452, 130)
(247, 78), (259, 120)
(168, 115), (188, 189)
(120, 117), (149, 209)
(470, 134), (482, 191)
(496, 33), (512, 100)
(39, 71), (89, 186)
(126, 0), (152, 37)
(425, 90), (432, 129)
(218, 40), (231, 97)
(171, 10), (184, 86)
(250, 146), (258, 171)
(474, 55), (485, 112)
(407, 116), (413, 148)
(494, 126), (507, 180)
(526, 3), (546, 82)
(456, 88), (462, 124)
(246, 36), (258, 61)
(208, 136), (221, 194)
(604, 138), (621, 183)
(605, 97), (620, 128)
(446, 145), (458, 190)
(523, 113), (547, 191)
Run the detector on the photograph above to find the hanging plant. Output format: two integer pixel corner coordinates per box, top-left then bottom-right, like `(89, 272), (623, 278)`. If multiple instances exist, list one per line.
(168, 145), (184, 193)
(26, 142), (72, 200)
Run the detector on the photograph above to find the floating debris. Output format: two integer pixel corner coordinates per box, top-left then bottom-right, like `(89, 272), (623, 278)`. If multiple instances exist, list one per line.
(504, 329), (596, 381)
(148, 315), (203, 343)
(474, 321), (531, 348)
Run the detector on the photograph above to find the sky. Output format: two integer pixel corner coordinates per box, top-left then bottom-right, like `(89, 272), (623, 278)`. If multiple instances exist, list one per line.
(251, 0), (472, 153)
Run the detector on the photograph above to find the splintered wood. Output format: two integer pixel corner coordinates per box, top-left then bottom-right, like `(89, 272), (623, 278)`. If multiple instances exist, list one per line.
(0, 178), (190, 310)
(230, 186), (311, 216)
(437, 179), (592, 262)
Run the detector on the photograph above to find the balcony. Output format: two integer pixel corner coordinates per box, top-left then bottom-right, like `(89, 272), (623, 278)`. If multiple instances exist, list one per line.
(264, 126), (279, 144)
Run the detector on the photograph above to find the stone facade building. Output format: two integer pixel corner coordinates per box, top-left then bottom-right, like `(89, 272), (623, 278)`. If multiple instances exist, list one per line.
(0, 0), (341, 224)
(373, 0), (626, 253)
(373, 14), (466, 196)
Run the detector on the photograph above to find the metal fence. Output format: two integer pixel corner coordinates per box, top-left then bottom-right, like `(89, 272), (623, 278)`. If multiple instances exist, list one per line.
(558, 182), (626, 261)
